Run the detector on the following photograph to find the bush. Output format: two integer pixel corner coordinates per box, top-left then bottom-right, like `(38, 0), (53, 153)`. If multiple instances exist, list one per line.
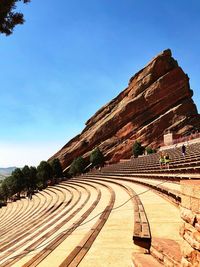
(132, 141), (144, 158)
(146, 147), (156, 155)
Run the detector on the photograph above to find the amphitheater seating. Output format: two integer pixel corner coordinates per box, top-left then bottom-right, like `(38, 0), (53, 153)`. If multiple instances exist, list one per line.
(98, 142), (200, 180)
(84, 141), (200, 265)
(0, 140), (199, 266)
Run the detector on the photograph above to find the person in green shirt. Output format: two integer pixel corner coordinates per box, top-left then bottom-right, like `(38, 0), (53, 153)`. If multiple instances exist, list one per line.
(159, 152), (165, 169)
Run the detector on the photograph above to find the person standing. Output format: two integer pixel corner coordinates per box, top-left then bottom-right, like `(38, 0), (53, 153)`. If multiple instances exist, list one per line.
(159, 152), (165, 169)
(164, 153), (170, 170)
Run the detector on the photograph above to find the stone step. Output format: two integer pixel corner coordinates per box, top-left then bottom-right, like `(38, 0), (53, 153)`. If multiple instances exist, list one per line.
(132, 252), (163, 267)
(150, 237), (181, 266)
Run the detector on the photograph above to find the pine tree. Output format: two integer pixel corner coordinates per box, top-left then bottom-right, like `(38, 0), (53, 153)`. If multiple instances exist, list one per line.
(50, 158), (63, 179)
(69, 157), (86, 176)
(0, 0), (31, 35)
(132, 141), (144, 158)
(90, 147), (104, 167)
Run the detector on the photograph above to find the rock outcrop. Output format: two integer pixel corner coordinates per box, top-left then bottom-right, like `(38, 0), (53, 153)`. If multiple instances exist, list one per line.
(50, 49), (200, 170)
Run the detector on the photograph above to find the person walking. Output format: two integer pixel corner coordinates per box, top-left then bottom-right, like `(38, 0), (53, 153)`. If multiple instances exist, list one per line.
(182, 144), (186, 157)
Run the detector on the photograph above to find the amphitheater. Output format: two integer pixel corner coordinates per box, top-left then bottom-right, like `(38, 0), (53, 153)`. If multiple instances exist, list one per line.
(0, 135), (199, 267)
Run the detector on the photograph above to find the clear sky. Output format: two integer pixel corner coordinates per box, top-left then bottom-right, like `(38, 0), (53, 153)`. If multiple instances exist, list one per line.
(0, 0), (200, 167)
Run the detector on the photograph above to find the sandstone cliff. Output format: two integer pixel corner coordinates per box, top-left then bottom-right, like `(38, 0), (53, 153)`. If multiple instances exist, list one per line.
(50, 49), (200, 170)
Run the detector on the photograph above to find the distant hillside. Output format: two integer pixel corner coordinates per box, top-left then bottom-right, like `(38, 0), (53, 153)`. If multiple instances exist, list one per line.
(0, 167), (17, 178)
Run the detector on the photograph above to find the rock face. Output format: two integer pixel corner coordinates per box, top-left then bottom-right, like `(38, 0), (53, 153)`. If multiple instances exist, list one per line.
(50, 49), (200, 170)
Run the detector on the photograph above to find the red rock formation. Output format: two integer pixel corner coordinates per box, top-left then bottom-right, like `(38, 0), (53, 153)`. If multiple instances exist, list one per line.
(49, 49), (200, 170)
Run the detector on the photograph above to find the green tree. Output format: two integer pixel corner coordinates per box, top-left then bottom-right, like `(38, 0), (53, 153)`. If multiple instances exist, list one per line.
(21, 165), (37, 190)
(0, 0), (30, 35)
(0, 184), (4, 201)
(37, 161), (53, 188)
(29, 166), (37, 189)
(11, 168), (25, 196)
(69, 157), (86, 176)
(1, 178), (10, 201)
(50, 158), (63, 180)
(22, 165), (30, 189)
(1, 174), (21, 199)
(132, 141), (144, 158)
(0, 0), (31, 35)
(0, 166), (37, 201)
(90, 147), (104, 167)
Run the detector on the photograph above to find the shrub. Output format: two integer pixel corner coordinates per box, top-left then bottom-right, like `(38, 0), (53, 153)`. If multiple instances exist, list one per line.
(146, 147), (156, 154)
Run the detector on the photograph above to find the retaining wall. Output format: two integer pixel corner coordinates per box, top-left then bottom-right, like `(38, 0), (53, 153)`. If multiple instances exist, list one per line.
(180, 180), (200, 266)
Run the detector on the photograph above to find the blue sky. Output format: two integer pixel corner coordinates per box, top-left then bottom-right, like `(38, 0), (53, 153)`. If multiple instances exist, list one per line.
(0, 0), (200, 167)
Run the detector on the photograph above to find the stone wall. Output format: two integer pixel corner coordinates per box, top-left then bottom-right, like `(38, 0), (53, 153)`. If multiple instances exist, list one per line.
(180, 180), (200, 266)
(163, 132), (173, 146)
